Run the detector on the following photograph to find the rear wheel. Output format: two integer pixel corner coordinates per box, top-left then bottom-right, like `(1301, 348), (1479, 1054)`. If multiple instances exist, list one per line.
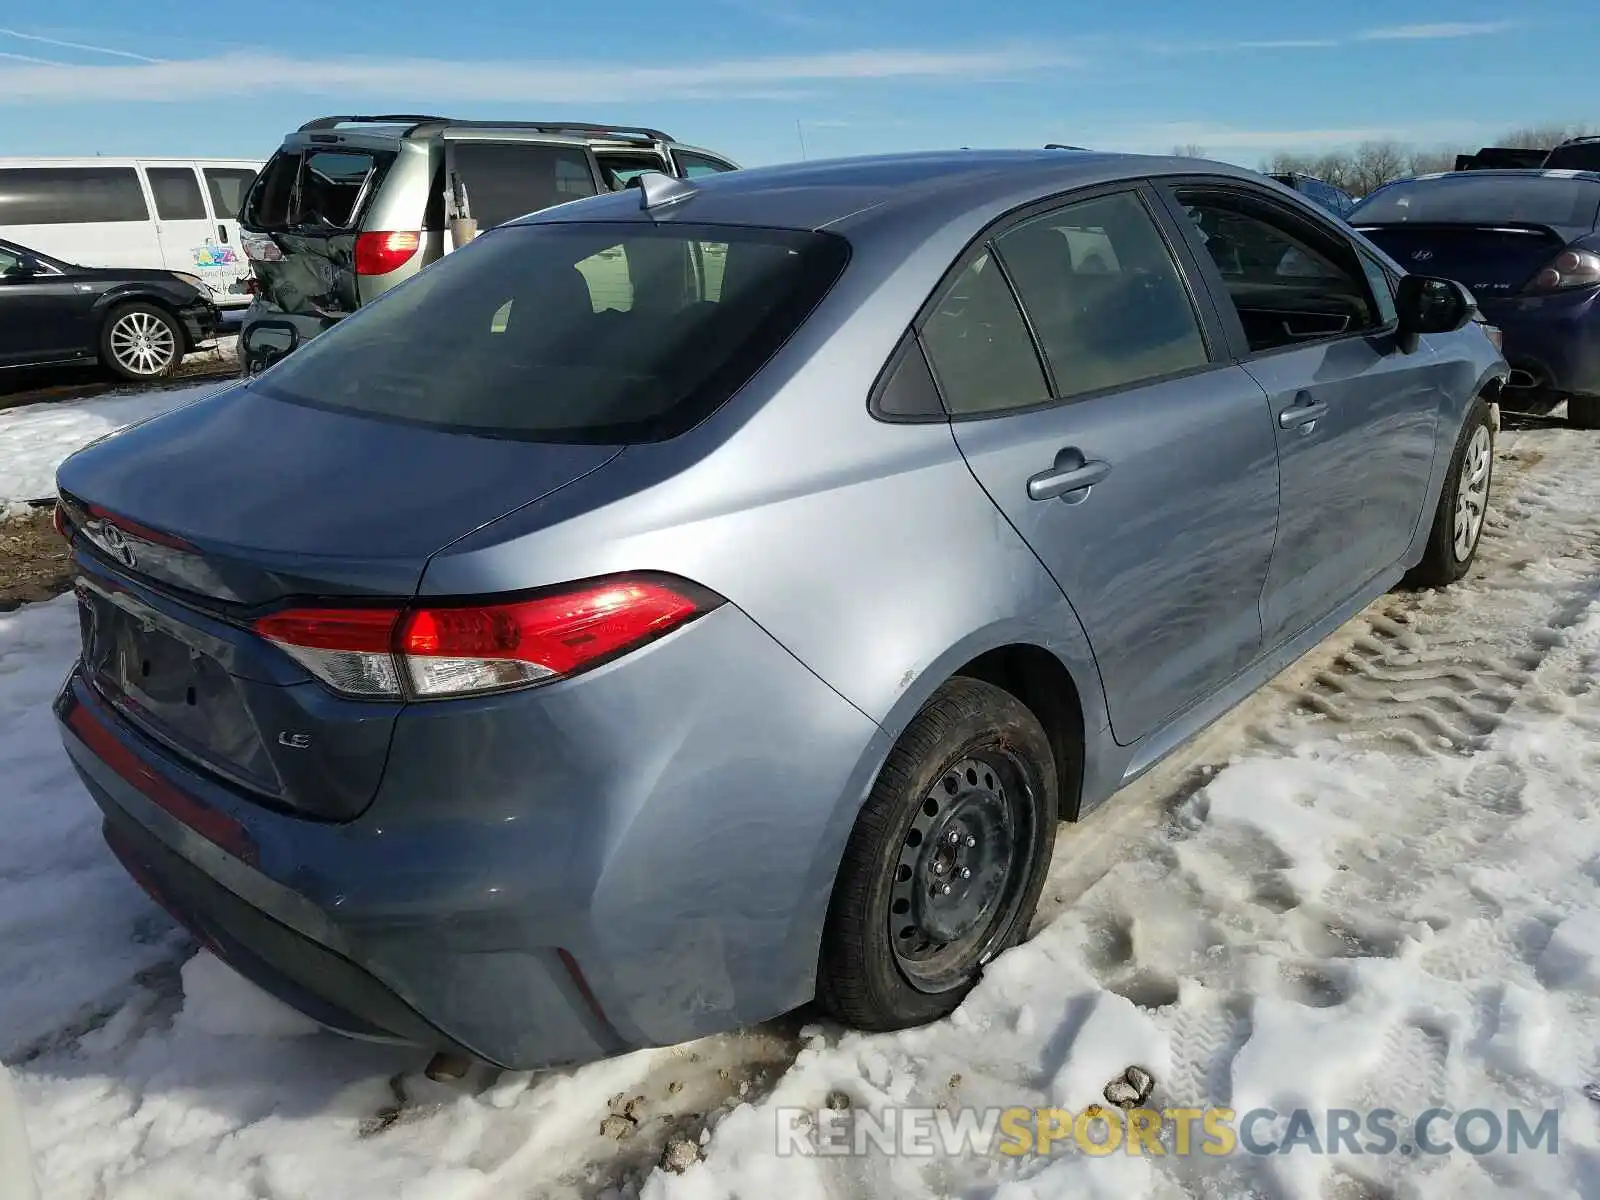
(1568, 396), (1600, 430)
(101, 303), (183, 381)
(817, 677), (1057, 1030)
(1407, 395), (1494, 589)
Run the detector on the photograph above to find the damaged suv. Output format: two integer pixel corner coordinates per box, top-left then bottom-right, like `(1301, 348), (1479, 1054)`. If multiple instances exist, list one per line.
(236, 115), (738, 371)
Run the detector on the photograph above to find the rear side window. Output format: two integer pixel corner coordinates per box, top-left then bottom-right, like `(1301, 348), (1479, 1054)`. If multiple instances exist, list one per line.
(0, 167), (149, 225)
(994, 192), (1209, 401)
(204, 168), (260, 220)
(449, 143), (599, 229)
(249, 221), (849, 443)
(676, 152), (738, 178)
(241, 147), (390, 230)
(920, 252), (1050, 415)
(146, 167), (207, 220)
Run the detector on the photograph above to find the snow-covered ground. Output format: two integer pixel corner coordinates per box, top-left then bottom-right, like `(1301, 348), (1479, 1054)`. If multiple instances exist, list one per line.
(0, 378), (235, 518)
(4, 409), (1600, 1197)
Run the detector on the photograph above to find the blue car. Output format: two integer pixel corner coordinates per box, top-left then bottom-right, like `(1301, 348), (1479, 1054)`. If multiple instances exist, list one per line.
(54, 151), (1506, 1071)
(1351, 169), (1600, 425)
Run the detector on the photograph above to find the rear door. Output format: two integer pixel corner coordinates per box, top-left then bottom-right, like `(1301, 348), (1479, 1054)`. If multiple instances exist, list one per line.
(936, 186), (1282, 745)
(1159, 178), (1442, 648)
(200, 162), (260, 303)
(240, 143), (396, 317)
(0, 246), (97, 365)
(141, 163), (221, 293)
(441, 134), (601, 234)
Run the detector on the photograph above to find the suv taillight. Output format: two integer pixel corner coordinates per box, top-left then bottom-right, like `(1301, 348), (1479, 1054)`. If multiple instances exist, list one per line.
(252, 575), (720, 700)
(353, 231), (421, 277)
(1525, 247), (1600, 294)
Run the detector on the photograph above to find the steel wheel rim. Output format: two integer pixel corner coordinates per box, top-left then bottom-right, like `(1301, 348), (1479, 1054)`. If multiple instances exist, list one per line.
(109, 311), (177, 376)
(889, 749), (1035, 994)
(1453, 424), (1492, 560)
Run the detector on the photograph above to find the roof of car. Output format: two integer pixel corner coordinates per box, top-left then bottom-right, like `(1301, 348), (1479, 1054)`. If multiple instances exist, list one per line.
(1400, 168), (1600, 184)
(515, 149), (1263, 236)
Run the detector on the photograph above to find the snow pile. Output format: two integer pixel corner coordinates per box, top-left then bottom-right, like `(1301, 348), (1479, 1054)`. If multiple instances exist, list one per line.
(3, 419), (1600, 1197)
(0, 380), (233, 515)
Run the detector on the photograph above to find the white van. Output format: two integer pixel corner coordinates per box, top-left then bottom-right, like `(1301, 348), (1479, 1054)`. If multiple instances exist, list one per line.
(0, 157), (264, 309)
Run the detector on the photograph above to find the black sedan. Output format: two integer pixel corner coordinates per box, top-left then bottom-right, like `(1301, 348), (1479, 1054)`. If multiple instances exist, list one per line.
(0, 239), (220, 382)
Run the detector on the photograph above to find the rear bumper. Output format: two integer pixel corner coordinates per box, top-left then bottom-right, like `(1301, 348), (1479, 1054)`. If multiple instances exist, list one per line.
(56, 602), (885, 1070)
(1477, 285), (1600, 399)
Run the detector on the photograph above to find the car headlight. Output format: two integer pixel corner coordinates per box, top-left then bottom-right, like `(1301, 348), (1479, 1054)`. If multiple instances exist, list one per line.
(171, 272), (208, 291)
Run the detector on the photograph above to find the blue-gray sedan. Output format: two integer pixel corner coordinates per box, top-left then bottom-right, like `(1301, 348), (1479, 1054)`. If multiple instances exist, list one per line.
(53, 150), (1508, 1070)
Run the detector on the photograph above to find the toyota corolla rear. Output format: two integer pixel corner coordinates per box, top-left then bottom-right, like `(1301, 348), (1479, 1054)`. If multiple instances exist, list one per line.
(53, 211), (872, 1070)
(1351, 171), (1600, 403)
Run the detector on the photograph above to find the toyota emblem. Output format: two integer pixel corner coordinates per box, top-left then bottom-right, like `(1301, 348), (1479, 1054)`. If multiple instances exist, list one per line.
(98, 523), (138, 569)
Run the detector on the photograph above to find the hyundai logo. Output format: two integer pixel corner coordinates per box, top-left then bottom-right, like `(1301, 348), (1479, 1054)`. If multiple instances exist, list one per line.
(1412, 250), (1435, 262)
(97, 523), (138, 569)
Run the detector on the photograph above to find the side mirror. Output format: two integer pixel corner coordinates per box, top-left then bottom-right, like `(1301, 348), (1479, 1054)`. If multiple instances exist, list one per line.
(1395, 274), (1474, 352)
(240, 320), (300, 376)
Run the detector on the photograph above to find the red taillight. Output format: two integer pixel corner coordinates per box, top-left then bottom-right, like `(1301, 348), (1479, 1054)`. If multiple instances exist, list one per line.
(1525, 247), (1600, 294)
(252, 575), (716, 700)
(353, 231), (421, 277)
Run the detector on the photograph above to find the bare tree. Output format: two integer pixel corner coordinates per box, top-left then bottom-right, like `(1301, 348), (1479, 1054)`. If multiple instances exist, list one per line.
(1171, 143), (1207, 158)
(1345, 140), (1409, 195)
(1406, 146), (1459, 177)
(1500, 123), (1595, 150)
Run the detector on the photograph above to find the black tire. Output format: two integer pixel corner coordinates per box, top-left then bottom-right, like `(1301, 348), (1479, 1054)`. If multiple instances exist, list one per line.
(817, 677), (1058, 1030)
(1500, 387), (1560, 417)
(99, 302), (184, 382)
(1568, 396), (1600, 430)
(1406, 395), (1494, 589)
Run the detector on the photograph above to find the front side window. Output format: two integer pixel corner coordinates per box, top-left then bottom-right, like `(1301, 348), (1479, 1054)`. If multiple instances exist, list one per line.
(919, 251), (1050, 416)
(0, 167), (148, 225)
(1175, 186), (1380, 353)
(146, 167), (207, 221)
(0, 245), (21, 276)
(994, 191), (1209, 401)
(249, 221), (849, 443)
(676, 152), (738, 179)
(204, 168), (259, 221)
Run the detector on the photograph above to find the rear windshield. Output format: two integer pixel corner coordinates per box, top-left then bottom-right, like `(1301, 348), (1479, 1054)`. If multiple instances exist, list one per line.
(242, 147), (394, 231)
(1543, 143), (1600, 171)
(1350, 175), (1600, 228)
(249, 221), (851, 443)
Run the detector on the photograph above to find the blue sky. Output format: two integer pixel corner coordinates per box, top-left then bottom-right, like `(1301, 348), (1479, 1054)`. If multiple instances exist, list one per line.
(0, 1), (1593, 169)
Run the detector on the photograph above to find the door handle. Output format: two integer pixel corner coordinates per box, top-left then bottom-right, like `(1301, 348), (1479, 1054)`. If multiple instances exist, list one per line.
(1278, 394), (1329, 430)
(1027, 453), (1112, 501)
(217, 224), (229, 244)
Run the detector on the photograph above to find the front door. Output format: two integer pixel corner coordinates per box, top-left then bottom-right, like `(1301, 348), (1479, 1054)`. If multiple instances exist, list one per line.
(141, 164), (224, 295)
(201, 164), (260, 304)
(1160, 181), (1441, 647)
(932, 188), (1282, 745)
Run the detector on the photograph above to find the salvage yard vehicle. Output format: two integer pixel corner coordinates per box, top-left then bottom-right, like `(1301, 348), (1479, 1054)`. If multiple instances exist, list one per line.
(235, 115), (738, 370)
(0, 157), (262, 309)
(55, 150), (1505, 1072)
(0, 237), (222, 380)
(1351, 169), (1600, 426)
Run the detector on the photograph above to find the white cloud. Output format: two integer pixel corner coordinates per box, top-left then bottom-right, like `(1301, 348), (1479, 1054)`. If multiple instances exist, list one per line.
(0, 45), (1071, 104)
(1356, 21), (1516, 40)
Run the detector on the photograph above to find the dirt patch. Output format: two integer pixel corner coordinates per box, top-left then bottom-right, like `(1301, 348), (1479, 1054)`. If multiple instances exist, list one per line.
(0, 508), (72, 612)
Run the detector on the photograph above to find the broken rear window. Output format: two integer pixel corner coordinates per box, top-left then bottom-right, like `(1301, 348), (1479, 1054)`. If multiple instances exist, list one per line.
(242, 148), (393, 230)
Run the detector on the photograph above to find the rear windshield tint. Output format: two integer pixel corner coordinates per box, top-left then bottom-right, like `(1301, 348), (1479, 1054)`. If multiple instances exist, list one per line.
(1350, 175), (1600, 228)
(1543, 144), (1600, 171)
(249, 221), (851, 443)
(242, 147), (393, 230)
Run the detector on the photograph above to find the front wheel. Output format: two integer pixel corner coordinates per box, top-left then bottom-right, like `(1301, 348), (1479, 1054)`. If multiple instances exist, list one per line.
(1407, 395), (1494, 589)
(817, 677), (1058, 1030)
(100, 303), (183, 381)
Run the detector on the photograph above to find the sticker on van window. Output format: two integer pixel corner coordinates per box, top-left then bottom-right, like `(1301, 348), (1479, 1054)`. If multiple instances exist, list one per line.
(191, 244), (239, 268)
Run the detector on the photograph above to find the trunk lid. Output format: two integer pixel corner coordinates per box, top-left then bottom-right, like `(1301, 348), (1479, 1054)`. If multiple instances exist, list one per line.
(1355, 222), (1576, 300)
(56, 383), (621, 820)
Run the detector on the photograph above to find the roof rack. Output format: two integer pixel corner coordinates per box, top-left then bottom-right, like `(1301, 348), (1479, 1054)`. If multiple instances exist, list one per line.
(296, 115), (676, 142)
(1044, 143), (1089, 150)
